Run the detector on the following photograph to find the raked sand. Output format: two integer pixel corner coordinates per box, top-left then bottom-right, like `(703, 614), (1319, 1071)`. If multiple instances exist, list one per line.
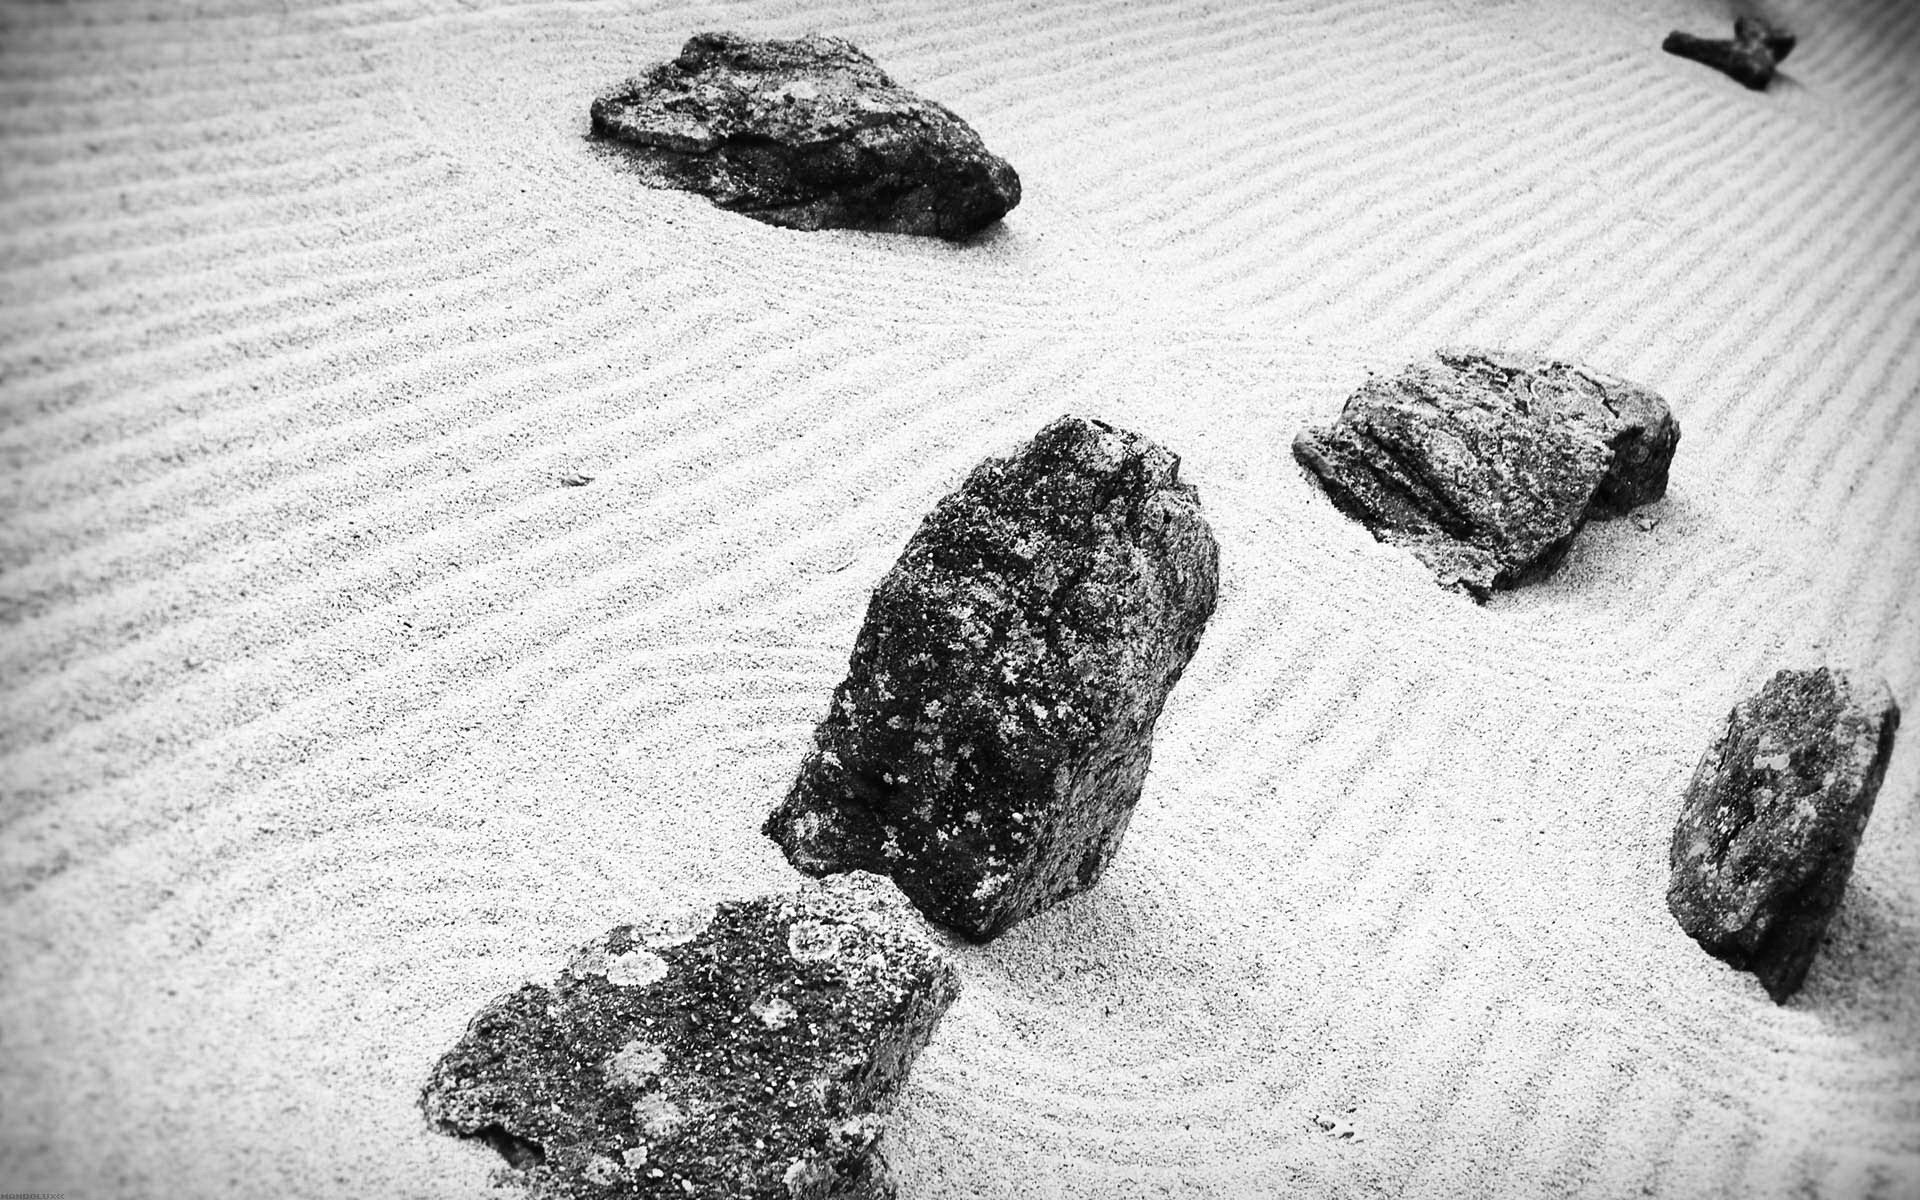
(2, 0), (1917, 1195)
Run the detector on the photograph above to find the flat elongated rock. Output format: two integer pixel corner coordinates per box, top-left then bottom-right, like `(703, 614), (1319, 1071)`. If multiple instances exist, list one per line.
(421, 873), (959, 1199)
(766, 416), (1219, 941)
(1668, 668), (1900, 1003)
(1663, 16), (1797, 91)
(589, 32), (1020, 240)
(1292, 348), (1679, 597)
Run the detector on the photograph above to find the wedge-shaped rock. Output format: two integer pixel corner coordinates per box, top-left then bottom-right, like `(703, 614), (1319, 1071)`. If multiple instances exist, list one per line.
(1668, 667), (1899, 1003)
(1292, 348), (1679, 597)
(1664, 16), (1797, 91)
(590, 32), (1020, 240)
(767, 416), (1219, 941)
(421, 873), (959, 1199)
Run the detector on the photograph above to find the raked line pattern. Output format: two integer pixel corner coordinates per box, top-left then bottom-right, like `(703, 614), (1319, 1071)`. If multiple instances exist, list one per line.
(1, 0), (1915, 1196)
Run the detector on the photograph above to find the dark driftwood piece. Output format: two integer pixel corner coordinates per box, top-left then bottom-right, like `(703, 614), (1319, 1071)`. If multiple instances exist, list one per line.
(767, 416), (1219, 941)
(1663, 16), (1797, 90)
(421, 874), (958, 1198)
(1668, 667), (1899, 1003)
(590, 32), (1020, 240)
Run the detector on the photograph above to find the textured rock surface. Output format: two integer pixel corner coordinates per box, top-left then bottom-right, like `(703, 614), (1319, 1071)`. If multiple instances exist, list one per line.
(766, 416), (1219, 941)
(420, 873), (959, 1199)
(589, 32), (1021, 240)
(1667, 667), (1900, 1003)
(1664, 16), (1797, 90)
(1292, 347), (1679, 597)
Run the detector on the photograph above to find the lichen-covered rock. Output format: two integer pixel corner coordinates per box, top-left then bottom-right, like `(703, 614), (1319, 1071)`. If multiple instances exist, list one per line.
(1291, 347), (1679, 598)
(420, 873), (959, 1199)
(1667, 667), (1900, 1003)
(1664, 16), (1797, 91)
(766, 416), (1219, 941)
(589, 32), (1020, 240)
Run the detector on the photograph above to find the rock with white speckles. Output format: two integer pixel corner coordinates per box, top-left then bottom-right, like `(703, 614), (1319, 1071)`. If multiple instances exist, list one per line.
(1292, 347), (1679, 598)
(765, 415), (1220, 941)
(1667, 667), (1900, 1003)
(589, 32), (1020, 239)
(420, 873), (958, 1199)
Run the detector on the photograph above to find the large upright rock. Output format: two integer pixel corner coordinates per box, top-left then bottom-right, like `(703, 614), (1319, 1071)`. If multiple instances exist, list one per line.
(421, 873), (959, 1199)
(1664, 17), (1797, 91)
(589, 32), (1021, 240)
(1292, 347), (1679, 597)
(1668, 668), (1900, 1003)
(766, 416), (1219, 941)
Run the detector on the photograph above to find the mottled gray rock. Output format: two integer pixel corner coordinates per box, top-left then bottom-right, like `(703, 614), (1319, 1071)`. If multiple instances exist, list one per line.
(1663, 16), (1797, 90)
(589, 32), (1020, 240)
(1292, 347), (1679, 598)
(1668, 667), (1900, 1003)
(420, 873), (959, 1199)
(766, 416), (1219, 941)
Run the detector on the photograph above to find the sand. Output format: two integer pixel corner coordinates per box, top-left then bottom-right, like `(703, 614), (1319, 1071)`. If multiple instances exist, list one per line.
(1, 0), (1916, 1195)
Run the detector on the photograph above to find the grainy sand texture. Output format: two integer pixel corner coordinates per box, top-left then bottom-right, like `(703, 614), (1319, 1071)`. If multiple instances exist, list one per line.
(3, 0), (1917, 1196)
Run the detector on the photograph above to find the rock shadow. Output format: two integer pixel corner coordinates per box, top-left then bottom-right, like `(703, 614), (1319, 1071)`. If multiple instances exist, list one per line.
(1795, 875), (1920, 1052)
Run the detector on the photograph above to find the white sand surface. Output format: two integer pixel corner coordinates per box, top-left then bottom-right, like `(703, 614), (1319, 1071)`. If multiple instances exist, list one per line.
(3, 0), (1917, 1195)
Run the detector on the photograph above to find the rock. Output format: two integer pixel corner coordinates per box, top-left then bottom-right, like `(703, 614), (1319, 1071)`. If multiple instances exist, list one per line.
(1663, 16), (1797, 90)
(765, 416), (1219, 941)
(589, 32), (1021, 240)
(1291, 347), (1679, 598)
(420, 873), (959, 1199)
(1667, 667), (1900, 1003)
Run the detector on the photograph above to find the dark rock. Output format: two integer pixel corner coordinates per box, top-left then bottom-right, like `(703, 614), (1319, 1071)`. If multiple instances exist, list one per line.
(420, 873), (959, 1199)
(765, 416), (1219, 941)
(1663, 16), (1797, 90)
(589, 32), (1020, 240)
(1667, 667), (1900, 1003)
(1291, 347), (1679, 598)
